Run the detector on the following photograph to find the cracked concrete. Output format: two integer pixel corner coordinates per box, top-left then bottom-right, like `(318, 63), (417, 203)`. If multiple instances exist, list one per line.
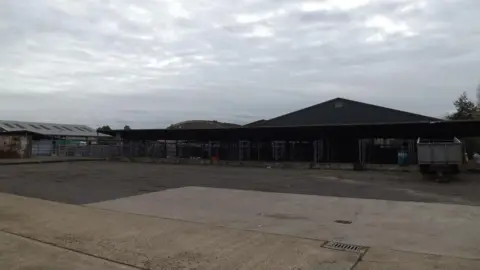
(356, 248), (480, 270)
(0, 192), (359, 269)
(0, 231), (135, 270)
(2, 190), (479, 269)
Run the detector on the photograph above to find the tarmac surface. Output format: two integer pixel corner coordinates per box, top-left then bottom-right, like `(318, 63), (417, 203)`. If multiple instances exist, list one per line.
(0, 156), (105, 165)
(0, 161), (479, 205)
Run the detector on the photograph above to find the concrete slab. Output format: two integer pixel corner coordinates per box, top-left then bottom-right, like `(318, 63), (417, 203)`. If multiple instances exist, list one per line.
(0, 192), (359, 269)
(356, 248), (480, 270)
(0, 231), (134, 270)
(89, 187), (480, 259)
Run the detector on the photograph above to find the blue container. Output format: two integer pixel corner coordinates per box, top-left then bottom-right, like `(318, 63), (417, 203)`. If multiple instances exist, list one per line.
(397, 151), (408, 166)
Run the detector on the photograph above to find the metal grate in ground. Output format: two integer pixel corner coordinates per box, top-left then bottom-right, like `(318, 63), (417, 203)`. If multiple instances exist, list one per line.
(322, 241), (367, 254)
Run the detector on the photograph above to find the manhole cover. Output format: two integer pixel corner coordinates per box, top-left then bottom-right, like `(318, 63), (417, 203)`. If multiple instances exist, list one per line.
(322, 241), (367, 254)
(334, 220), (352, 224)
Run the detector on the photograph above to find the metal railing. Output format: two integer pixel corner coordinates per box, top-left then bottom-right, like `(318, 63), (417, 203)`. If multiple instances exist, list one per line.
(31, 144), (122, 158)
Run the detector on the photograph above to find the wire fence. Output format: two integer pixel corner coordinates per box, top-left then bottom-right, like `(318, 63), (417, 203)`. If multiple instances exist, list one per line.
(29, 139), (417, 165)
(31, 144), (120, 158)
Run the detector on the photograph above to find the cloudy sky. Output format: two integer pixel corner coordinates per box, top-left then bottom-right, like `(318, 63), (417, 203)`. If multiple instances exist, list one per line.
(1, 0), (479, 128)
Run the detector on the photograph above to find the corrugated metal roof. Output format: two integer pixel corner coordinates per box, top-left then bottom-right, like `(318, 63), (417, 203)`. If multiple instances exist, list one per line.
(0, 120), (109, 137)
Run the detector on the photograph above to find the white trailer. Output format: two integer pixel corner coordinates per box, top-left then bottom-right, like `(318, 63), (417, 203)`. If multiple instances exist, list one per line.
(417, 137), (463, 176)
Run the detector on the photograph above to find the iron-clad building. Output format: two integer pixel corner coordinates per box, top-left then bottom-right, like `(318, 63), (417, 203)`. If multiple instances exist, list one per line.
(0, 120), (109, 157)
(104, 97), (480, 165)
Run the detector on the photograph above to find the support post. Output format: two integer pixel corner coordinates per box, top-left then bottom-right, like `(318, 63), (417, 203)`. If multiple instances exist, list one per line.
(356, 139), (366, 170)
(318, 139), (324, 162)
(325, 139), (331, 162)
(175, 140), (178, 157)
(208, 141), (212, 159)
(257, 142), (260, 161)
(285, 141), (291, 161)
(358, 139), (365, 164)
(238, 140), (242, 161)
(408, 139), (415, 164)
(164, 140), (167, 158)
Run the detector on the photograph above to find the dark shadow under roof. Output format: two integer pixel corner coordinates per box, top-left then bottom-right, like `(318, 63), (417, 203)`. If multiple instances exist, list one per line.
(257, 98), (440, 127)
(103, 120), (480, 141)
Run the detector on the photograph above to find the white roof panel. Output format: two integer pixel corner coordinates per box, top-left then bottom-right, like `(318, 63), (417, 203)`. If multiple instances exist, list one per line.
(0, 120), (110, 137)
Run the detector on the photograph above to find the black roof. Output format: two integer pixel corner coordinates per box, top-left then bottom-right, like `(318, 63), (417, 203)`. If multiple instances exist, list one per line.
(105, 120), (480, 141)
(257, 98), (440, 127)
(243, 119), (267, 127)
(167, 120), (240, 129)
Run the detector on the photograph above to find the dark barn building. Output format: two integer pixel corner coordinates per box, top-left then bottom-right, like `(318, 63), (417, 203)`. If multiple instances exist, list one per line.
(246, 98), (439, 164)
(104, 98), (480, 166)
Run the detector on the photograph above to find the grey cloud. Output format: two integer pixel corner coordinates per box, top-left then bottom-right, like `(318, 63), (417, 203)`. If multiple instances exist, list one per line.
(297, 10), (352, 23)
(1, 0), (479, 128)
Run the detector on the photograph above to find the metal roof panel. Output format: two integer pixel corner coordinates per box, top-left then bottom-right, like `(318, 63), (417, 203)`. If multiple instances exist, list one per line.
(0, 120), (109, 137)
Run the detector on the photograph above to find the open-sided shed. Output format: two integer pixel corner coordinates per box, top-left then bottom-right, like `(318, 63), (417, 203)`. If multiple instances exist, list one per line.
(102, 98), (480, 164)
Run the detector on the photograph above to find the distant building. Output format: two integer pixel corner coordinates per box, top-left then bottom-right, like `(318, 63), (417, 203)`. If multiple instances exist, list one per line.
(0, 120), (109, 157)
(0, 120), (108, 138)
(106, 97), (445, 164)
(167, 120), (240, 129)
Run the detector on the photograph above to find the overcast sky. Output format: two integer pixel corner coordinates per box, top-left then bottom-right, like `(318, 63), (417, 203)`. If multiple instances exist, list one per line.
(1, 0), (479, 128)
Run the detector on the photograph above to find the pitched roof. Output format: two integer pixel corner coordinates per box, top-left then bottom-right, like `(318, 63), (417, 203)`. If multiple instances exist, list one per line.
(0, 120), (109, 137)
(243, 119), (267, 127)
(257, 98), (440, 127)
(166, 120), (240, 129)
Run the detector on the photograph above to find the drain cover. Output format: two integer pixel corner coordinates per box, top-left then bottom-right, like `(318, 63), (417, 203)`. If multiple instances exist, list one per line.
(322, 241), (367, 254)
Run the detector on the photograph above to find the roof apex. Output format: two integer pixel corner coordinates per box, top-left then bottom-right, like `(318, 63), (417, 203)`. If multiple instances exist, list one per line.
(256, 97), (439, 127)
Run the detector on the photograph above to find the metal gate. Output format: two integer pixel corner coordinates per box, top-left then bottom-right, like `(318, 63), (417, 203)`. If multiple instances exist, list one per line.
(239, 141), (250, 161)
(272, 141), (286, 161)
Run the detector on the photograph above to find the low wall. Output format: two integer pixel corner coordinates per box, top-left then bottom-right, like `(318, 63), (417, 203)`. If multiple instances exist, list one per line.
(110, 157), (419, 172)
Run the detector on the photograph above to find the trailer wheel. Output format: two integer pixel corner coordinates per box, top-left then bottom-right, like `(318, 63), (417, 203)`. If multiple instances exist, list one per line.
(450, 165), (460, 174)
(419, 165), (429, 174)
